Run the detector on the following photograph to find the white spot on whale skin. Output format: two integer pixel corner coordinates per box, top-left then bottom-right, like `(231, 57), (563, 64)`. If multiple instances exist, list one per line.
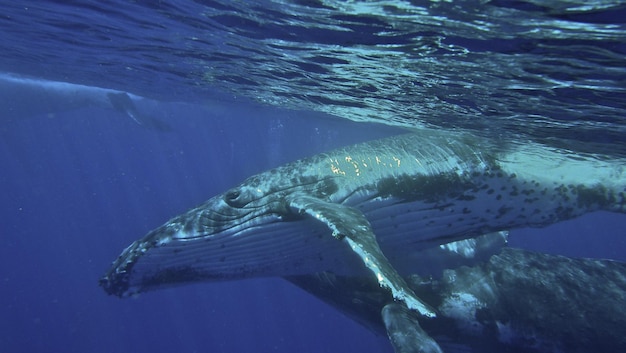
(157, 237), (171, 245)
(439, 238), (477, 258)
(440, 292), (485, 335)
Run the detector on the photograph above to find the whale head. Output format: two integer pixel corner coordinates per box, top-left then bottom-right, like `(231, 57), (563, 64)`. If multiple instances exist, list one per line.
(99, 167), (348, 297)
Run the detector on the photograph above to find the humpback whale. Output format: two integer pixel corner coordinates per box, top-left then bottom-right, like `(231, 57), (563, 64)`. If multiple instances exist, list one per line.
(0, 73), (171, 130)
(288, 248), (626, 352)
(101, 129), (625, 319)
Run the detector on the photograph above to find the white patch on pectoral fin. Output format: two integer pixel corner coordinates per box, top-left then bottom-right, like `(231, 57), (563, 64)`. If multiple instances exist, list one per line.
(287, 194), (436, 318)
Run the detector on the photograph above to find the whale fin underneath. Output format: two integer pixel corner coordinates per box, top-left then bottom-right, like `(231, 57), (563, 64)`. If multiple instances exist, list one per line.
(286, 193), (436, 318)
(106, 92), (172, 132)
(382, 303), (443, 353)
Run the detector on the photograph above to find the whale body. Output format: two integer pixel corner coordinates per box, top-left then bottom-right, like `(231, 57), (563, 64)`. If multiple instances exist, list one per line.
(101, 130), (626, 317)
(289, 248), (626, 353)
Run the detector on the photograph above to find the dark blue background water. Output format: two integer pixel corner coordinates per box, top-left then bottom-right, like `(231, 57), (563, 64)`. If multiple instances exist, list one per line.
(2, 98), (625, 353)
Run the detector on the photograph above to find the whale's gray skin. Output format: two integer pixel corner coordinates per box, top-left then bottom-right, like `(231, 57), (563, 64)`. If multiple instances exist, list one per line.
(288, 248), (626, 353)
(0, 73), (171, 130)
(382, 303), (443, 353)
(100, 130), (626, 317)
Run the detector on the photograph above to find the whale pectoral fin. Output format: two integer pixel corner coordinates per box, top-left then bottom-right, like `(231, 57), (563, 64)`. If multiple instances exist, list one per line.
(382, 303), (443, 353)
(106, 92), (173, 132)
(286, 194), (436, 318)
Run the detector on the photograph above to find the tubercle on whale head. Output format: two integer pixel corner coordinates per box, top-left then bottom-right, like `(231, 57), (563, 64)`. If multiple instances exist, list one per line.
(99, 238), (145, 297)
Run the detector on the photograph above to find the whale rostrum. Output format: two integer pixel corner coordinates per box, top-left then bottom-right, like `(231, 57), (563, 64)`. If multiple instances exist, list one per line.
(100, 130), (626, 319)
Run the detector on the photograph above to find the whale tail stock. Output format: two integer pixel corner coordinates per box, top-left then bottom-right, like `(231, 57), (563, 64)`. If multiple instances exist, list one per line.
(506, 143), (626, 215)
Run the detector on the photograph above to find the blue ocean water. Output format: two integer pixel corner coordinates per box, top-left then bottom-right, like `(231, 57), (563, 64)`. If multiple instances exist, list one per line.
(1, 1), (626, 353)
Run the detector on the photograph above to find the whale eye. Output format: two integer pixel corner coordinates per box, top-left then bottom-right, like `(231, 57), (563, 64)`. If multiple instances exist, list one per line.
(226, 190), (240, 200)
(224, 189), (247, 208)
(225, 190), (240, 203)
